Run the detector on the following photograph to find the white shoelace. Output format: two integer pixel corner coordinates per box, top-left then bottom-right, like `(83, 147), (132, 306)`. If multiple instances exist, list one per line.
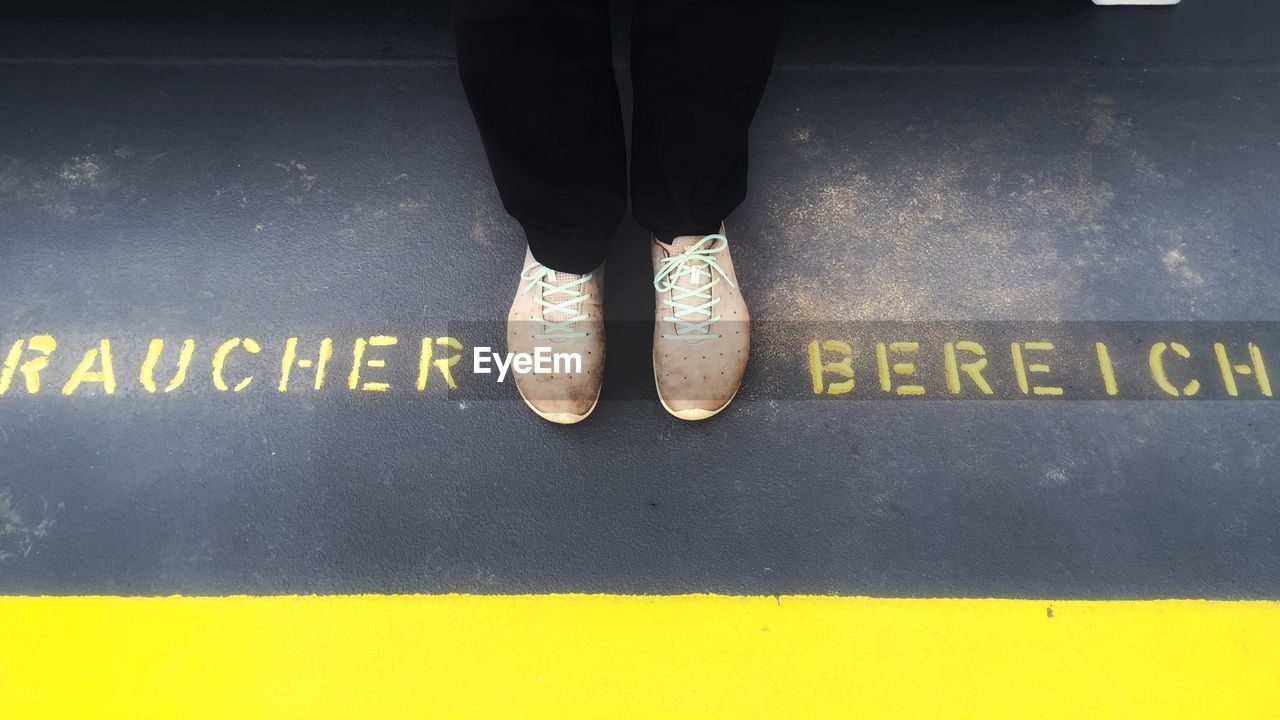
(653, 234), (735, 340)
(520, 262), (592, 339)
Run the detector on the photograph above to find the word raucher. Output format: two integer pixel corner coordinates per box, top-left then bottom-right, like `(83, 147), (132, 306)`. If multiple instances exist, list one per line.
(0, 335), (466, 396)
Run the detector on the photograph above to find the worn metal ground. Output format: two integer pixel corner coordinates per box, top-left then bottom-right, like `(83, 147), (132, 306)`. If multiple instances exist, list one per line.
(1, 0), (1278, 600)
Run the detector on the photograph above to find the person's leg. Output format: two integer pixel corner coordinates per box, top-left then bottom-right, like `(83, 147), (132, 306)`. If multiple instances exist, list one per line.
(454, 0), (626, 273)
(631, 1), (779, 420)
(456, 0), (617, 423)
(629, 0), (780, 243)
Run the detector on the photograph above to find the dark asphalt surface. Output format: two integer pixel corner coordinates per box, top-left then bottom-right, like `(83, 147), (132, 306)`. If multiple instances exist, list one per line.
(1, 0), (1278, 596)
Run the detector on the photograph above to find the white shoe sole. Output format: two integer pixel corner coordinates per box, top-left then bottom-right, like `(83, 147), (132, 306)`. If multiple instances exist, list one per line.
(516, 382), (602, 425)
(653, 363), (741, 421)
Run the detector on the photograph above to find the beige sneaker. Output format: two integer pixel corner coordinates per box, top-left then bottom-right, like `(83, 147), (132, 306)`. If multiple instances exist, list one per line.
(651, 226), (749, 420)
(507, 248), (605, 424)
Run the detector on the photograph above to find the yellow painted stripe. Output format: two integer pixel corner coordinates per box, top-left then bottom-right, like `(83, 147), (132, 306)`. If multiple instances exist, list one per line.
(2, 595), (1279, 718)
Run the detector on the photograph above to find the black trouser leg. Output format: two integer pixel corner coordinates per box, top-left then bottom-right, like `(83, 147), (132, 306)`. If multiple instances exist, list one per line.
(630, 0), (780, 244)
(454, 0), (626, 273)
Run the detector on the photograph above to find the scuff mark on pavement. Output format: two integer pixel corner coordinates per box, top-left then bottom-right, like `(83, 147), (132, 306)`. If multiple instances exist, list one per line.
(1162, 247), (1206, 288)
(58, 154), (104, 188)
(0, 487), (59, 566)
